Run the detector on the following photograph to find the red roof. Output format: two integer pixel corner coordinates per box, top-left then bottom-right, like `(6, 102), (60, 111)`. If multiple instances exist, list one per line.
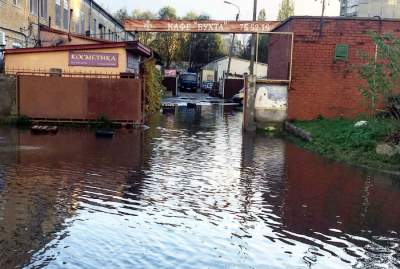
(5, 41), (152, 57)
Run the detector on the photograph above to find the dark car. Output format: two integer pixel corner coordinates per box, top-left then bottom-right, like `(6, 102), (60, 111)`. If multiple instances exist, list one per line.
(179, 73), (198, 92)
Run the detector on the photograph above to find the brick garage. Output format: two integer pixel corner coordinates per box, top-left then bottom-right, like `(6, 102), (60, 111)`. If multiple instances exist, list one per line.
(268, 16), (400, 120)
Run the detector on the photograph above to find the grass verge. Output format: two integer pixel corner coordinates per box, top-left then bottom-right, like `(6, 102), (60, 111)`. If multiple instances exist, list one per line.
(288, 117), (400, 171)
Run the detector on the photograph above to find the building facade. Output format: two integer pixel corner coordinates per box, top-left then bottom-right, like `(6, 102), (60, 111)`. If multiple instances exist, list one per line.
(0, 0), (134, 49)
(201, 56), (268, 82)
(340, 0), (400, 18)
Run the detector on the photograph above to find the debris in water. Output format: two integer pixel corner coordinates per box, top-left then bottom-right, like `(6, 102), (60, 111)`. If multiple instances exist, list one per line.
(95, 130), (114, 138)
(31, 125), (58, 135)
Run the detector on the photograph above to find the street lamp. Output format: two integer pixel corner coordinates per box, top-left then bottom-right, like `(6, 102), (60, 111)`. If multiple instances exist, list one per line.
(224, 0), (240, 78)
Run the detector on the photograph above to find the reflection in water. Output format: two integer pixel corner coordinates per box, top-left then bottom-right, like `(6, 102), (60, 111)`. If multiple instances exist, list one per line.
(0, 105), (399, 269)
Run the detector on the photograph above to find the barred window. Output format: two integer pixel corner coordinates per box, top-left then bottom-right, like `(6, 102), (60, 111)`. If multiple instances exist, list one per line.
(55, 0), (61, 27)
(63, 0), (69, 30)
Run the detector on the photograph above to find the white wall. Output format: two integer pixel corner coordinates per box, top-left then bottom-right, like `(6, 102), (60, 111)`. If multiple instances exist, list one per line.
(205, 57), (268, 81)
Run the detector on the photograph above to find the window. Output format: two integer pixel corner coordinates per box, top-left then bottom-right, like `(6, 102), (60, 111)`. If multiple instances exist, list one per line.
(75, 22), (79, 34)
(334, 44), (349, 62)
(30, 0), (47, 18)
(13, 0), (19, 6)
(99, 24), (104, 39)
(39, 0), (47, 18)
(108, 29), (111, 40)
(0, 31), (6, 46)
(80, 14), (85, 34)
(55, 0), (61, 27)
(30, 0), (38, 15)
(63, 0), (69, 30)
(92, 18), (96, 36)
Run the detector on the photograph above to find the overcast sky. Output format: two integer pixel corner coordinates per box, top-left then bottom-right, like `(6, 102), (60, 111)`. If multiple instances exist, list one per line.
(96, 0), (340, 20)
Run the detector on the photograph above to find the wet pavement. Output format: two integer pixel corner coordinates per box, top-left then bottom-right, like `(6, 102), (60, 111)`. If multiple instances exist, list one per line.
(0, 103), (399, 269)
(162, 92), (237, 106)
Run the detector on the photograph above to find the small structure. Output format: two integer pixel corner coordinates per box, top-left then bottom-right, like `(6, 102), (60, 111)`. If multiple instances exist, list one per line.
(4, 41), (153, 124)
(4, 41), (151, 75)
(201, 56), (268, 99)
(200, 56), (268, 82)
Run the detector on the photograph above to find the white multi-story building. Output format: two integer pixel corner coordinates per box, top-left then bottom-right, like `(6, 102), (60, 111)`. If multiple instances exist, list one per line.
(0, 0), (134, 49)
(340, 0), (400, 18)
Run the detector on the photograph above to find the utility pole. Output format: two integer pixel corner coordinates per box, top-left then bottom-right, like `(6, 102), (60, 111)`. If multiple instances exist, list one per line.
(249, 0), (257, 75)
(224, 1), (240, 78)
(227, 13), (239, 78)
(244, 0), (257, 132)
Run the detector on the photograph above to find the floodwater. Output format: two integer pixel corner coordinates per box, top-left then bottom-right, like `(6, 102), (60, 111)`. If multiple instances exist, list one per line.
(0, 105), (399, 269)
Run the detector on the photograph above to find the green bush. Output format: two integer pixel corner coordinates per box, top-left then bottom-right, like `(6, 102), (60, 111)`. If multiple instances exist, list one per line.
(15, 115), (32, 127)
(94, 115), (113, 129)
(143, 59), (165, 114)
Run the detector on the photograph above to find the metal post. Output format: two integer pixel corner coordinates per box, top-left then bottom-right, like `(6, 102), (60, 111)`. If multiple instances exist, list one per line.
(37, 0), (41, 47)
(255, 32), (259, 77)
(244, 0), (257, 132)
(243, 75), (257, 131)
(249, 0), (257, 75)
(227, 13), (239, 77)
(224, 1), (240, 77)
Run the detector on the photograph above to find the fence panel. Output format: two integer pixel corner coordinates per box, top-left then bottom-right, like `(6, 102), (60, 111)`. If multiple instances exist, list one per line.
(18, 75), (142, 123)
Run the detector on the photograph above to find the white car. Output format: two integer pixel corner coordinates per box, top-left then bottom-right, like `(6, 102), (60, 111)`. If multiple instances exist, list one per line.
(232, 89), (244, 105)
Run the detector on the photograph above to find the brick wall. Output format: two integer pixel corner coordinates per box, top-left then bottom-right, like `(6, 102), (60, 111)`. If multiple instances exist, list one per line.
(268, 17), (400, 120)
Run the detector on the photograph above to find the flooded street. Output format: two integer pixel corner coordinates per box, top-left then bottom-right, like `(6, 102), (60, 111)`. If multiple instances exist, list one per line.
(0, 105), (399, 269)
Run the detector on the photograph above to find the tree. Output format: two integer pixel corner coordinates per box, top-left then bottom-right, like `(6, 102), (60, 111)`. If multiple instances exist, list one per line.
(358, 32), (400, 110)
(277, 0), (295, 21)
(114, 8), (128, 24)
(241, 9), (269, 63)
(177, 13), (225, 70)
(258, 8), (267, 21)
(150, 6), (179, 68)
(131, 9), (156, 45)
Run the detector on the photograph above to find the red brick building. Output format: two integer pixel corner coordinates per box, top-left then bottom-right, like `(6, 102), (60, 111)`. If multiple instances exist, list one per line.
(268, 16), (400, 120)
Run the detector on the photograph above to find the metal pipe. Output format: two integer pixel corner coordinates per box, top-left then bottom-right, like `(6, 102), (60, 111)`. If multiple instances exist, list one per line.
(255, 32), (259, 77)
(288, 32), (294, 88)
(249, 0), (257, 75)
(227, 13), (240, 77)
(37, 0), (41, 47)
(224, 1), (240, 78)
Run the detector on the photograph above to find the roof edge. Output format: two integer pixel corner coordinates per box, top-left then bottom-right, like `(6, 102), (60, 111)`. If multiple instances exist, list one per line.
(271, 15), (400, 31)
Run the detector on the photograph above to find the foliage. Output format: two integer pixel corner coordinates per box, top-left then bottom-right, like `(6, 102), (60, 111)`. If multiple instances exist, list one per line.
(119, 7), (226, 69)
(277, 0), (295, 21)
(114, 8), (128, 23)
(15, 115), (32, 127)
(358, 32), (400, 110)
(241, 9), (269, 63)
(95, 115), (114, 129)
(258, 8), (267, 21)
(143, 59), (165, 114)
(131, 9), (157, 45)
(291, 118), (400, 170)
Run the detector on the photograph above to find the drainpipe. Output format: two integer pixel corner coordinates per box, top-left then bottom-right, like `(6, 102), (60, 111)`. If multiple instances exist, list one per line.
(37, 0), (41, 47)
(68, 9), (73, 41)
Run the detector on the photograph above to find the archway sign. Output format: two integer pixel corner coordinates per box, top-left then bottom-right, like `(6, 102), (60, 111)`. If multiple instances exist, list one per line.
(124, 19), (280, 33)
